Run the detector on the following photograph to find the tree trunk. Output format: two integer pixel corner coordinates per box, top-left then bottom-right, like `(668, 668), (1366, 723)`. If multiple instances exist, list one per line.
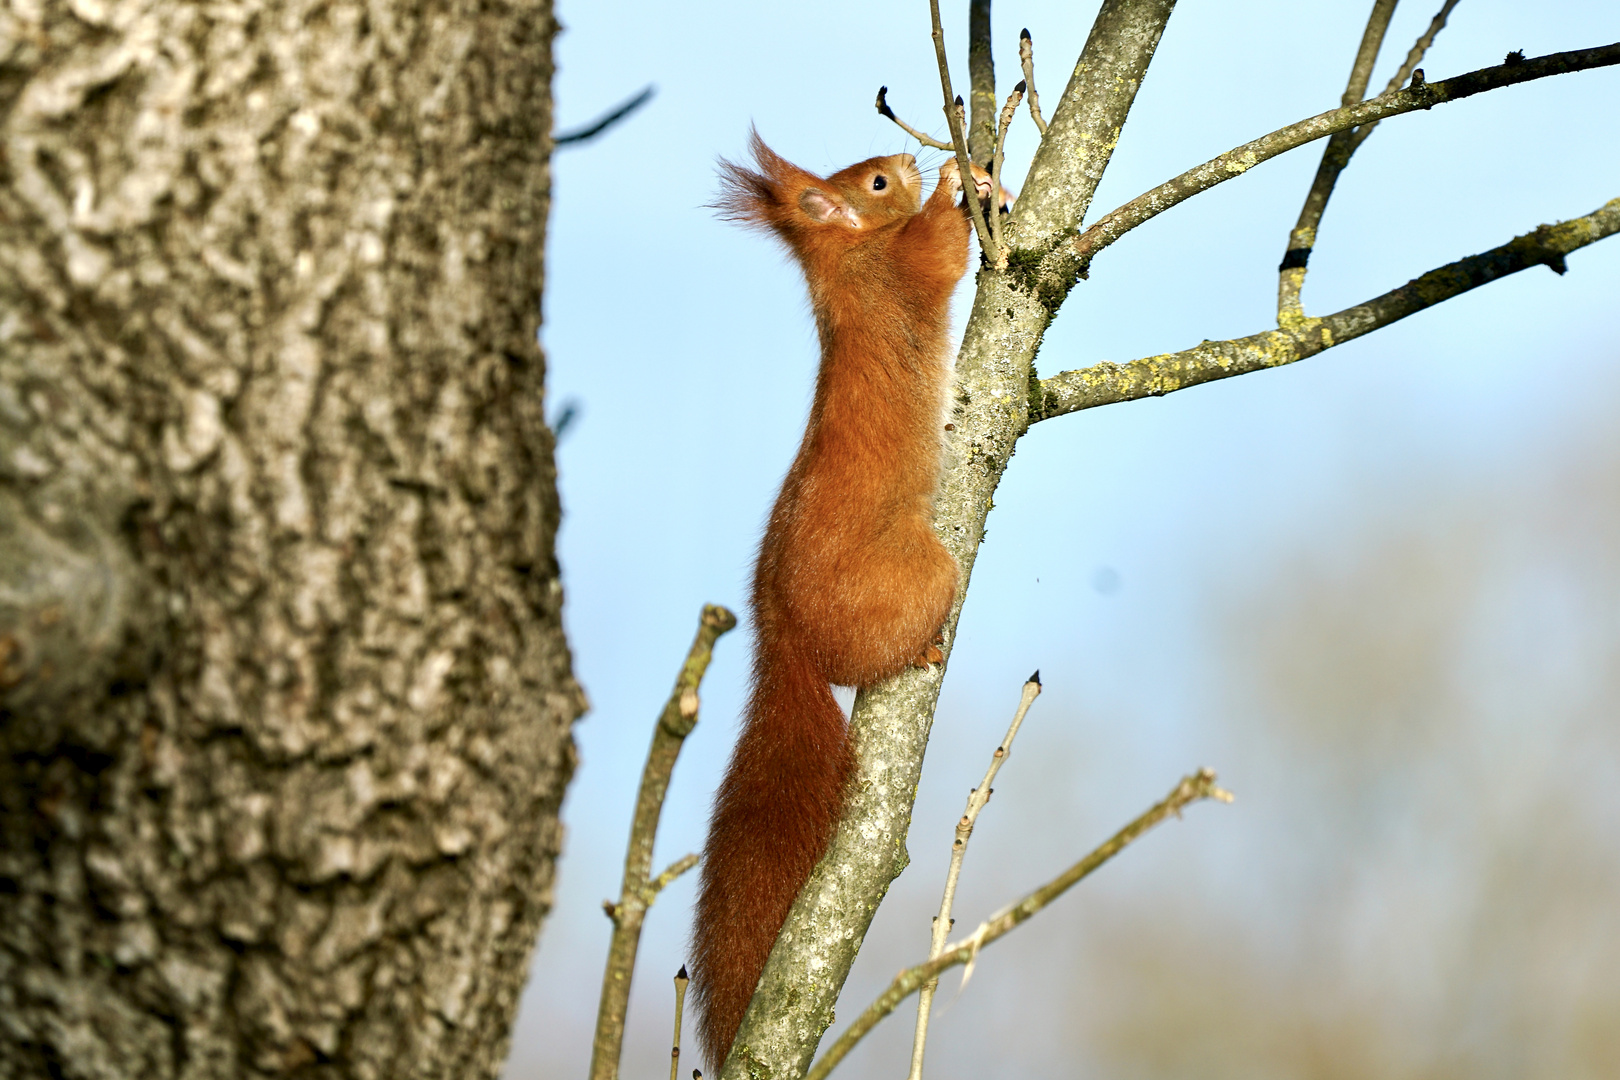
(0, 2), (581, 1077)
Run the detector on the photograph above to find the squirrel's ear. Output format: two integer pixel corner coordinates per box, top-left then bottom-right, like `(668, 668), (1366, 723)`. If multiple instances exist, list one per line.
(799, 188), (859, 228)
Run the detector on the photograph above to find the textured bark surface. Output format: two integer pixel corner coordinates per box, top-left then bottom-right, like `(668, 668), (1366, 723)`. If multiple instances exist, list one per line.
(0, 2), (581, 1077)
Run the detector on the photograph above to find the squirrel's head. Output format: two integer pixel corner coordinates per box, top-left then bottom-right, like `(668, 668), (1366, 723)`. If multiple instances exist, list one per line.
(717, 130), (925, 256)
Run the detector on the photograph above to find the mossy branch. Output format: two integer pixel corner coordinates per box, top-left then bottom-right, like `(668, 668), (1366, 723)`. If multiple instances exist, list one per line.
(1069, 41), (1620, 283)
(1034, 197), (1620, 422)
(1009, 0), (1178, 255)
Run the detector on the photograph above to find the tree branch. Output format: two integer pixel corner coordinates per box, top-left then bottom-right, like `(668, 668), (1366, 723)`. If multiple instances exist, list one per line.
(642, 852), (700, 905)
(1033, 197), (1620, 422)
(875, 86), (954, 150)
(1277, 0), (1399, 322)
(1280, 0), (1461, 323)
(805, 769), (1233, 1080)
(906, 673), (1041, 1080)
(930, 0), (998, 260)
(554, 85), (655, 147)
(1348, 0), (1465, 157)
(589, 604), (737, 1080)
(966, 0), (997, 164)
(1011, 0), (1179, 257)
(1018, 29), (1048, 136)
(988, 82), (1025, 257)
(1074, 41), (1620, 281)
(1344, 0), (1400, 107)
(712, 19), (1616, 1080)
(671, 966), (691, 1080)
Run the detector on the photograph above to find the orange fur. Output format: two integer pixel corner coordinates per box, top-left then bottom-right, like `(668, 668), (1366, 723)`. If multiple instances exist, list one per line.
(692, 133), (984, 1068)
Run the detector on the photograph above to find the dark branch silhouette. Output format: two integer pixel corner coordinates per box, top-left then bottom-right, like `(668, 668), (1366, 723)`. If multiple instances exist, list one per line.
(555, 84), (655, 147)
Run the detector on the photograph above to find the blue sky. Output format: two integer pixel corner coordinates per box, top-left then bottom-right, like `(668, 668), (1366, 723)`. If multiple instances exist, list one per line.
(506, 3), (1619, 1077)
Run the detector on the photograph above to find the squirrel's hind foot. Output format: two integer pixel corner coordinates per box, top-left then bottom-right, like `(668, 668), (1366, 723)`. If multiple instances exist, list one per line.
(910, 631), (946, 669)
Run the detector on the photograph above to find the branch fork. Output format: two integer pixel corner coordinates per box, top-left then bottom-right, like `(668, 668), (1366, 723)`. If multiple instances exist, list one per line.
(589, 605), (737, 1080)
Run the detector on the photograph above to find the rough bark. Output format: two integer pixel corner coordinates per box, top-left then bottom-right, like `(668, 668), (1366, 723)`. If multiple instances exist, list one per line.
(0, 2), (581, 1078)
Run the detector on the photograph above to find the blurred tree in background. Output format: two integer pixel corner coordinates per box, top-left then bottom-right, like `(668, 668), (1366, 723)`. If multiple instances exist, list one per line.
(1, 2), (580, 1076)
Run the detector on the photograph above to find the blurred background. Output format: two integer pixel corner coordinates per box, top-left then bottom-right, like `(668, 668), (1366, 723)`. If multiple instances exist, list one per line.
(505, 1), (1620, 1077)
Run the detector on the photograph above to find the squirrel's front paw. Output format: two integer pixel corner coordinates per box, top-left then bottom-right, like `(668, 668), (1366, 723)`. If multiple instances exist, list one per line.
(967, 163), (995, 205)
(942, 159), (1010, 210)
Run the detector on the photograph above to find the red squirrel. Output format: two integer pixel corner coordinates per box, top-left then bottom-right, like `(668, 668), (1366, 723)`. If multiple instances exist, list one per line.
(691, 133), (994, 1067)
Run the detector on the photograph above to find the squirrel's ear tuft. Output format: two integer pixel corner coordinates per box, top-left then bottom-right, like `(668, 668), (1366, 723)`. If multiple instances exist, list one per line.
(715, 127), (839, 237)
(746, 127), (790, 178)
(714, 155), (776, 225)
(715, 126), (795, 226)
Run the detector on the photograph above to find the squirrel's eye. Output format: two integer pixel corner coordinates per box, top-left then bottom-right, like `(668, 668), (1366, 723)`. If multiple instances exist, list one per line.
(872, 175), (888, 191)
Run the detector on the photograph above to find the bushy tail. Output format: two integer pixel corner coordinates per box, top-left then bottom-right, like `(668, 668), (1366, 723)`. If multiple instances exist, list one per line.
(691, 633), (855, 1069)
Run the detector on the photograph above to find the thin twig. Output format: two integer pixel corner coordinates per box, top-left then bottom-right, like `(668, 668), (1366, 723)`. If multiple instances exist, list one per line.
(1006, 0), (1176, 257)
(588, 604), (739, 1080)
(642, 852), (700, 905)
(1343, 0), (1399, 107)
(1277, 0), (1398, 323)
(806, 769), (1234, 1080)
(1018, 29), (1048, 136)
(906, 673), (1042, 1080)
(1349, 0), (1464, 155)
(876, 86), (954, 150)
(987, 83), (1025, 257)
(929, 0), (997, 261)
(1033, 196), (1620, 422)
(555, 85), (655, 147)
(671, 967), (690, 1080)
(1279, 1), (1463, 323)
(1070, 42), (1620, 279)
(967, 0), (997, 164)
